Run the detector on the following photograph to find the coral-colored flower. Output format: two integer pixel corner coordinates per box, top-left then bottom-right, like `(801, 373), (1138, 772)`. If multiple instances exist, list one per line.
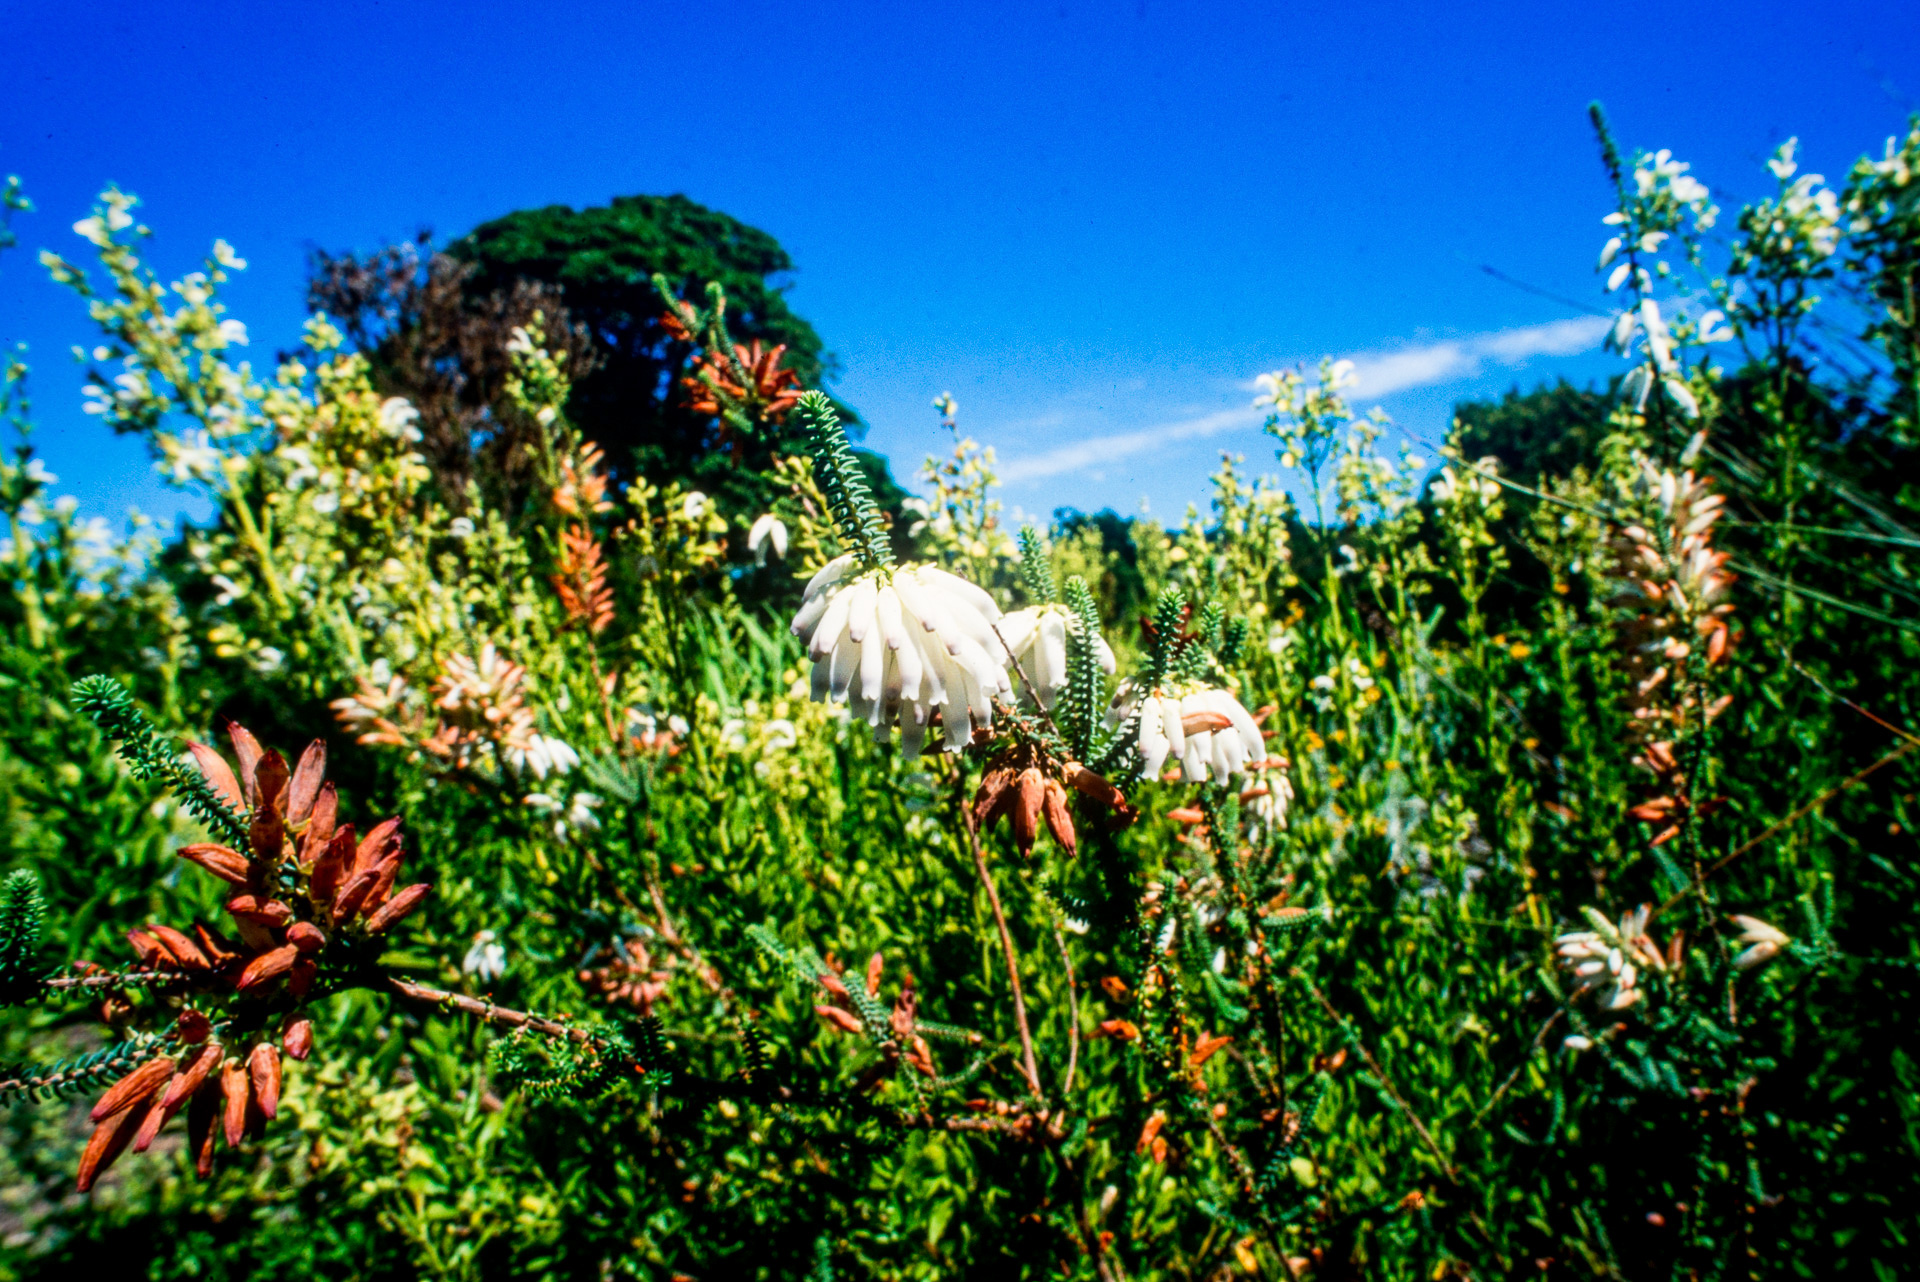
(80, 721), (430, 1191)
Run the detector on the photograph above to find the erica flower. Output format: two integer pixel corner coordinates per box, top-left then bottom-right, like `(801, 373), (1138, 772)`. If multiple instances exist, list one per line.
(524, 790), (602, 840)
(995, 604), (1115, 708)
(790, 555), (1011, 756)
(1730, 914), (1791, 971)
(502, 733), (580, 779)
(578, 937), (672, 1014)
(78, 717), (429, 1191)
(1109, 683), (1267, 784)
(1240, 762), (1294, 832)
(1555, 905), (1667, 1011)
(464, 929), (507, 981)
(749, 513), (789, 565)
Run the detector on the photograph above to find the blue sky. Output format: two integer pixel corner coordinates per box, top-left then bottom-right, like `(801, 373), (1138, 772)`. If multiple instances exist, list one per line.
(2, 0), (1915, 533)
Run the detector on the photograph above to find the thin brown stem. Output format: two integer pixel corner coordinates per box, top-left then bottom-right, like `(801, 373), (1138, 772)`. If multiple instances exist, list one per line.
(1792, 662), (1920, 743)
(989, 621), (1066, 742)
(1202, 1110), (1260, 1194)
(1654, 737), (1919, 919)
(966, 811), (1044, 1102)
(642, 866), (725, 994)
(390, 977), (598, 1044)
(41, 970), (188, 992)
(1053, 925), (1081, 1097)
(1472, 1007), (1565, 1129)
(1051, 1146), (1125, 1282)
(1298, 971), (1457, 1183)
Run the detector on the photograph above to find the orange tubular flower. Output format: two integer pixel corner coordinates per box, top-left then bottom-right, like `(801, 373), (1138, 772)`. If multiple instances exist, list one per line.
(678, 335), (804, 426)
(76, 721), (431, 1192)
(552, 524), (616, 635)
(1610, 463), (1738, 843)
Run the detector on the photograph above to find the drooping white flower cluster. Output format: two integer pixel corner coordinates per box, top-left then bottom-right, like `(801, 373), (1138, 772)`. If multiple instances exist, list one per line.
(1555, 904), (1667, 1011)
(1428, 457), (1503, 507)
(1730, 914), (1791, 971)
(790, 555), (1012, 756)
(1241, 767), (1294, 832)
(748, 513), (789, 565)
(996, 604), (1116, 709)
(1109, 682), (1267, 785)
(524, 790), (603, 841)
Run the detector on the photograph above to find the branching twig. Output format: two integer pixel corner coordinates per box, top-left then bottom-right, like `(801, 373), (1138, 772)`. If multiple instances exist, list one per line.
(391, 977), (599, 1045)
(1297, 971), (1458, 1183)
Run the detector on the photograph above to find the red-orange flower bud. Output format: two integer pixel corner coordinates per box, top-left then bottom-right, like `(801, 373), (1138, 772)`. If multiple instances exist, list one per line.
(282, 1017), (314, 1061)
(249, 1043), (282, 1120)
(236, 944), (299, 992)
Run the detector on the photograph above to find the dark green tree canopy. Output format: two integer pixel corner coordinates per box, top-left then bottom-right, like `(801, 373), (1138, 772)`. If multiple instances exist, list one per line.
(450, 194), (844, 504)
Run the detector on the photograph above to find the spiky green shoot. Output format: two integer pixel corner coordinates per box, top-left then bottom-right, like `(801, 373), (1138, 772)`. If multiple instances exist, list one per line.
(0, 870), (45, 1000)
(489, 1024), (632, 1101)
(1059, 575), (1109, 761)
(1017, 526), (1057, 604)
(70, 675), (249, 849)
(792, 391), (893, 572)
(1143, 586), (1189, 687)
(1179, 602), (1228, 681)
(1218, 616), (1250, 667)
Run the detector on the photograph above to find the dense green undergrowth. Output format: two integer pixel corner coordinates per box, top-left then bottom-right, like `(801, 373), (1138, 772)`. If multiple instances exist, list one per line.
(0, 113), (1916, 1281)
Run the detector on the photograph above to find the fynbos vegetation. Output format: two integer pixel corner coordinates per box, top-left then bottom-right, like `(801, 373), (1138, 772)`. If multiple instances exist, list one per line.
(0, 107), (1916, 1279)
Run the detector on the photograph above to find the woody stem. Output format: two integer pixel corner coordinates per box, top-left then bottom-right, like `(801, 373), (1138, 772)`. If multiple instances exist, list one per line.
(390, 977), (598, 1045)
(966, 811), (1044, 1102)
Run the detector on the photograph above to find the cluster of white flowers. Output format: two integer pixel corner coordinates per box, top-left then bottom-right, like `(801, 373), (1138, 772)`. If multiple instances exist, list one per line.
(1613, 300), (1702, 420)
(1556, 904), (1666, 1011)
(1110, 683), (1267, 785)
(1635, 149), (1713, 215)
(790, 555), (1012, 756)
(463, 929), (507, 981)
(995, 604), (1115, 709)
(1428, 457), (1503, 507)
(1310, 656), (1375, 695)
(505, 733), (580, 780)
(378, 396), (424, 443)
(1730, 914), (1791, 971)
(524, 790), (603, 841)
(158, 428), (224, 486)
(719, 714), (799, 754)
(1242, 769), (1294, 832)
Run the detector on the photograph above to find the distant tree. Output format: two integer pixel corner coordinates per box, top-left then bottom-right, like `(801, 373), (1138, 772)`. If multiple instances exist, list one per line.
(1450, 378), (1613, 484)
(449, 194), (851, 511)
(307, 234), (600, 517)
(312, 195), (889, 521)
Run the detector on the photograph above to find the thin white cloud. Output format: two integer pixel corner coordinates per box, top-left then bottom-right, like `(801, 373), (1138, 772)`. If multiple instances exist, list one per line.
(997, 317), (1609, 484)
(997, 407), (1260, 484)
(1347, 316), (1608, 398)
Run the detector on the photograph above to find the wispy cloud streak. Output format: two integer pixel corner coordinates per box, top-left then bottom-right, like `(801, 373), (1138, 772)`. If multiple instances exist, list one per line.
(1344, 316), (1609, 398)
(995, 317), (1609, 483)
(997, 407), (1260, 484)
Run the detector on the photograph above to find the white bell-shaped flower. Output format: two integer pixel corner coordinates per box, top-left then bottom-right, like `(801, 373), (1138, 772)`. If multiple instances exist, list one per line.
(1109, 682), (1266, 784)
(790, 555), (1011, 756)
(749, 513), (789, 565)
(1241, 768), (1294, 832)
(996, 604), (1116, 708)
